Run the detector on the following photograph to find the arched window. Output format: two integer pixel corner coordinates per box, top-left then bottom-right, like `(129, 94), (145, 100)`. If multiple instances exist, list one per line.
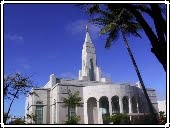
(27, 102), (29, 109)
(131, 97), (137, 113)
(87, 97), (98, 124)
(122, 96), (129, 113)
(83, 60), (85, 66)
(35, 101), (43, 124)
(99, 96), (110, 124)
(111, 96), (120, 114)
(137, 97), (143, 113)
(89, 58), (95, 81)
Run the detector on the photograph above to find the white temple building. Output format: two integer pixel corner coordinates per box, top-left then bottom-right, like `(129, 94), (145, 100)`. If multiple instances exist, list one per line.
(25, 26), (159, 124)
(157, 100), (166, 114)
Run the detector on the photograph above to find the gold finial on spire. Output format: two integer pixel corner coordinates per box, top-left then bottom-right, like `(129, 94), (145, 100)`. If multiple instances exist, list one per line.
(86, 25), (88, 32)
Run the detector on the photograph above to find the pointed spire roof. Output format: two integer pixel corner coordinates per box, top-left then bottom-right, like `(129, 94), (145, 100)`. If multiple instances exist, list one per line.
(86, 25), (89, 32)
(85, 25), (92, 43)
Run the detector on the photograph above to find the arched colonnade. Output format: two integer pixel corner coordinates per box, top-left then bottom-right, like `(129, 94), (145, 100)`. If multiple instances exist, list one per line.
(86, 96), (143, 124)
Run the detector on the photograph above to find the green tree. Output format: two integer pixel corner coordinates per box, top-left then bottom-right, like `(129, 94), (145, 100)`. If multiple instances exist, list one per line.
(77, 4), (158, 124)
(159, 111), (166, 124)
(104, 113), (129, 124)
(10, 118), (25, 124)
(26, 113), (36, 124)
(64, 115), (81, 124)
(4, 72), (35, 123)
(77, 4), (166, 72)
(62, 91), (83, 124)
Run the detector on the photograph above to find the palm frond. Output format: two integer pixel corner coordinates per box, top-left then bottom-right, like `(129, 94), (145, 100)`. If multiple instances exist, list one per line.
(81, 4), (142, 47)
(105, 29), (119, 48)
(100, 22), (118, 34)
(85, 4), (100, 15)
(122, 22), (142, 37)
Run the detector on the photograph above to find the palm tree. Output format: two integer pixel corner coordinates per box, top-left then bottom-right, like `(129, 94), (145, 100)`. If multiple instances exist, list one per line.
(62, 90), (83, 124)
(83, 5), (158, 123)
(77, 4), (166, 72)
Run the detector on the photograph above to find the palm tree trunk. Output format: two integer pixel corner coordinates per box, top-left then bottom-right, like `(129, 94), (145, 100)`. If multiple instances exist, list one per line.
(121, 31), (158, 123)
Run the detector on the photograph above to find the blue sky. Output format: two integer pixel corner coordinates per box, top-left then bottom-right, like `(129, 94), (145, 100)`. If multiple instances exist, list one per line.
(4, 4), (166, 117)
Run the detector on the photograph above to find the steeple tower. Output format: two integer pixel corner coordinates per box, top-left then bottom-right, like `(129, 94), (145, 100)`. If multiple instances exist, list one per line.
(79, 26), (102, 81)
(85, 25), (92, 43)
(86, 25), (88, 32)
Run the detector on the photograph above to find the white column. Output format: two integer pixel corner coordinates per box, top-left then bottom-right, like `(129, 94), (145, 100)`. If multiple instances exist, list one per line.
(31, 94), (35, 124)
(32, 94), (34, 105)
(129, 98), (132, 122)
(119, 98), (123, 113)
(109, 100), (112, 116)
(129, 98), (132, 113)
(136, 100), (140, 120)
(51, 105), (53, 124)
(43, 106), (47, 124)
(84, 102), (88, 124)
(136, 100), (139, 113)
(97, 101), (101, 124)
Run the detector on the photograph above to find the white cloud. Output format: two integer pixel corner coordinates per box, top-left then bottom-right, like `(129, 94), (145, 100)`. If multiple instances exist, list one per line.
(20, 63), (31, 69)
(5, 33), (23, 41)
(65, 19), (87, 35)
(65, 19), (100, 40)
(15, 58), (31, 69)
(47, 55), (57, 59)
(102, 72), (112, 79)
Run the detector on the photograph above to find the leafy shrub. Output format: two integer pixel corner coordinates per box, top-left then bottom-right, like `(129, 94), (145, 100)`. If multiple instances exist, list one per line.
(64, 115), (80, 124)
(159, 111), (166, 124)
(104, 113), (129, 124)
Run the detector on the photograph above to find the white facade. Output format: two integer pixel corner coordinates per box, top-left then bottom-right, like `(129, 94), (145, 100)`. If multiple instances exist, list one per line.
(25, 26), (159, 124)
(157, 100), (166, 114)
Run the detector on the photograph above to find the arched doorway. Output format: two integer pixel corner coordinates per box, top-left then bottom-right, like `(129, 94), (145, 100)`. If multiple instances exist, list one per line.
(99, 96), (109, 124)
(87, 97), (98, 124)
(131, 96), (137, 113)
(122, 96), (129, 113)
(137, 97), (143, 113)
(111, 96), (120, 114)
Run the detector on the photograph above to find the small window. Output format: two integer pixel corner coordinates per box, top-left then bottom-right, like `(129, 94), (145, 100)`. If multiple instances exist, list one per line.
(27, 103), (29, 109)
(69, 107), (76, 117)
(35, 101), (43, 124)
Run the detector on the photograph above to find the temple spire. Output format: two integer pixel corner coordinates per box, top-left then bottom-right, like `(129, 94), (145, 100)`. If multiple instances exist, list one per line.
(86, 25), (89, 32)
(79, 25), (109, 82)
(85, 25), (92, 43)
